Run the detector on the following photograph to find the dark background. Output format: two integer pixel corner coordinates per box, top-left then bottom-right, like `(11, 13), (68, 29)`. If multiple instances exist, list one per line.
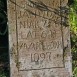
(0, 0), (9, 76)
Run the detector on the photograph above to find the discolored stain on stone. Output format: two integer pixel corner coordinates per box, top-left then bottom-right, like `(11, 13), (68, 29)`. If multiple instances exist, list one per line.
(7, 0), (72, 77)
(32, 73), (40, 77)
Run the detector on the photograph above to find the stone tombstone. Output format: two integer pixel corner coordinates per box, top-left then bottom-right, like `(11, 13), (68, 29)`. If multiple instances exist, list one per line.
(7, 0), (72, 77)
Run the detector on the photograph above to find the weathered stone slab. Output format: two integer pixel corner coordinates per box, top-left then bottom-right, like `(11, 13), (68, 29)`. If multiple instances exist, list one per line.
(7, 0), (72, 77)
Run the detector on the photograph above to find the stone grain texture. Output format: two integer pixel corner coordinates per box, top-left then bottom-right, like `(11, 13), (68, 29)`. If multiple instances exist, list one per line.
(7, 0), (72, 77)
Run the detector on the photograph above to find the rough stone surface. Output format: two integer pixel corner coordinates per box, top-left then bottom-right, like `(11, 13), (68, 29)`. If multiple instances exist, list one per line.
(7, 0), (72, 77)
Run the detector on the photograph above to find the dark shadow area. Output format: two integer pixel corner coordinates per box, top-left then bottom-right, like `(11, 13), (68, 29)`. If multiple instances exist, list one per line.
(0, 0), (10, 77)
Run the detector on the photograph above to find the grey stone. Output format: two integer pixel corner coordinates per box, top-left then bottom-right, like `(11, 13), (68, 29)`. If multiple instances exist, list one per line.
(7, 0), (72, 77)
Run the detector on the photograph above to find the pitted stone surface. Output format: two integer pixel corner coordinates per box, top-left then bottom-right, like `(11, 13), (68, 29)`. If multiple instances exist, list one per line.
(7, 0), (72, 77)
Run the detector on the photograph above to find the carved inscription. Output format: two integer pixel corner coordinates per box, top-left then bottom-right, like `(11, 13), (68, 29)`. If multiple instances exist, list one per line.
(31, 52), (52, 62)
(18, 41), (62, 51)
(16, 0), (64, 70)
